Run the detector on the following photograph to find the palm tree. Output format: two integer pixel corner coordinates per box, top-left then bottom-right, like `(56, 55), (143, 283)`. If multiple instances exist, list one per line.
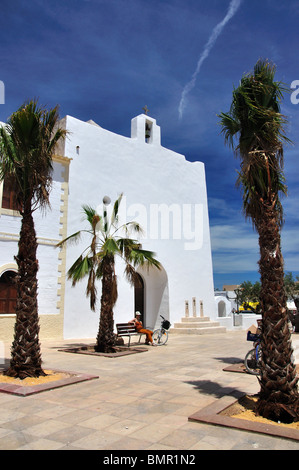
(218, 59), (299, 422)
(58, 194), (161, 353)
(0, 100), (66, 379)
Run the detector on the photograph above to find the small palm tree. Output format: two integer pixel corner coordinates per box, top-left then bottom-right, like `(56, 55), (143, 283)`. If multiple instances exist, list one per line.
(58, 194), (161, 353)
(0, 100), (66, 379)
(218, 59), (299, 422)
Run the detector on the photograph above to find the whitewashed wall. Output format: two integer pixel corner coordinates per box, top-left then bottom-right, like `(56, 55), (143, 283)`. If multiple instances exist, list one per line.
(62, 114), (216, 339)
(0, 160), (65, 316)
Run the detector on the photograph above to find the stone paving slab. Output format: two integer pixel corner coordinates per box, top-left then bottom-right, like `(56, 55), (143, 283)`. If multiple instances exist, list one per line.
(189, 394), (299, 442)
(0, 332), (298, 451)
(0, 370), (99, 396)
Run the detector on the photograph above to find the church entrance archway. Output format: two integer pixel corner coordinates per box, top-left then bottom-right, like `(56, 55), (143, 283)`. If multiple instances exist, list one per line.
(134, 273), (145, 323)
(135, 264), (169, 329)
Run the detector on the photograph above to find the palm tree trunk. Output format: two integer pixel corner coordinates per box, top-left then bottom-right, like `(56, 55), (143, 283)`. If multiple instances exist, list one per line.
(257, 202), (299, 422)
(95, 256), (117, 353)
(5, 201), (45, 379)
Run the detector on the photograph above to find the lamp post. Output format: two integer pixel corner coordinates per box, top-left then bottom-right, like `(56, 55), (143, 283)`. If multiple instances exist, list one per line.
(103, 196), (111, 232)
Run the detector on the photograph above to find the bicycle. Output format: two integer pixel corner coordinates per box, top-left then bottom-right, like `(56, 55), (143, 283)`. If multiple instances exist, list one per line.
(152, 315), (171, 345)
(244, 331), (261, 375)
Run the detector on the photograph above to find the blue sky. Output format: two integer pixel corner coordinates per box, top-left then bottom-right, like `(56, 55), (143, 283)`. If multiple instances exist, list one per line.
(0, 0), (298, 289)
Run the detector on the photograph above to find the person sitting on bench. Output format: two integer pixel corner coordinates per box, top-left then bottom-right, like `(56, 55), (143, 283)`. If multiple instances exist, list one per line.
(129, 311), (156, 346)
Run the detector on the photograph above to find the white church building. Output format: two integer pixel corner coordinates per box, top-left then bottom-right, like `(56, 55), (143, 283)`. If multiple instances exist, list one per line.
(0, 112), (219, 342)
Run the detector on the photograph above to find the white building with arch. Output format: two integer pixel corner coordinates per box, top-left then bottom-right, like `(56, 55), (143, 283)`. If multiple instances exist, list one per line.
(215, 296), (232, 318)
(61, 113), (216, 338)
(0, 113), (216, 341)
(0, 150), (70, 341)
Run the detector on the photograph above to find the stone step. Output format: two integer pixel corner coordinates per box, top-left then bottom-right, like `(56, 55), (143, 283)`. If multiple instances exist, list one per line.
(173, 321), (221, 329)
(170, 326), (226, 335)
(170, 315), (226, 335)
(181, 316), (210, 322)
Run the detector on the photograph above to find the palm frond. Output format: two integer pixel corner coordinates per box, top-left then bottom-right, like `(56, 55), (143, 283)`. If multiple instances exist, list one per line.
(82, 205), (97, 225)
(137, 249), (161, 269)
(56, 230), (82, 248)
(110, 193), (123, 226)
(123, 221), (145, 237)
(124, 263), (140, 287)
(218, 59), (290, 227)
(117, 237), (140, 255)
(86, 268), (97, 311)
(127, 247), (161, 270)
(101, 237), (120, 257)
(60, 194), (160, 319)
(0, 99), (66, 211)
(67, 255), (92, 286)
(218, 112), (240, 150)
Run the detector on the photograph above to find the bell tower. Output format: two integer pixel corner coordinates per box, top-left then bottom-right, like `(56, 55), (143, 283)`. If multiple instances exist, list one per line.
(131, 112), (161, 146)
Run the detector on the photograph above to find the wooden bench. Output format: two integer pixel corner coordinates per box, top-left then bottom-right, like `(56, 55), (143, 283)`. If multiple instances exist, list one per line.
(116, 323), (146, 347)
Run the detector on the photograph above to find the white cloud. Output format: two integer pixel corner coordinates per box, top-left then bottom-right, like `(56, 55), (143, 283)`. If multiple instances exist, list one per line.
(178, 0), (243, 119)
(210, 220), (299, 275)
(210, 223), (259, 273)
(212, 252), (259, 274)
(211, 224), (257, 251)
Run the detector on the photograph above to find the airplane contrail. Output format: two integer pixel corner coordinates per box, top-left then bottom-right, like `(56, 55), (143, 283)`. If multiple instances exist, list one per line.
(178, 0), (242, 120)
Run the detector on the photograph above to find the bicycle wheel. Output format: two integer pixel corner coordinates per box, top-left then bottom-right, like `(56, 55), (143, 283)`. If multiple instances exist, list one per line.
(244, 347), (260, 375)
(152, 329), (168, 345)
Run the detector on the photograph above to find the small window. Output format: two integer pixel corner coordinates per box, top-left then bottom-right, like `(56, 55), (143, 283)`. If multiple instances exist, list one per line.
(2, 180), (20, 211)
(0, 271), (17, 314)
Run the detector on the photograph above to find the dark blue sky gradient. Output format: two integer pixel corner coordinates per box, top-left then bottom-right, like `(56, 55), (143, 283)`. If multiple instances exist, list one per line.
(0, 0), (298, 289)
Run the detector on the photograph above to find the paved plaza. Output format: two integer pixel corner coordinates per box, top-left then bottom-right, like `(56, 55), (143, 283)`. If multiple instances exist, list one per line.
(0, 330), (298, 450)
